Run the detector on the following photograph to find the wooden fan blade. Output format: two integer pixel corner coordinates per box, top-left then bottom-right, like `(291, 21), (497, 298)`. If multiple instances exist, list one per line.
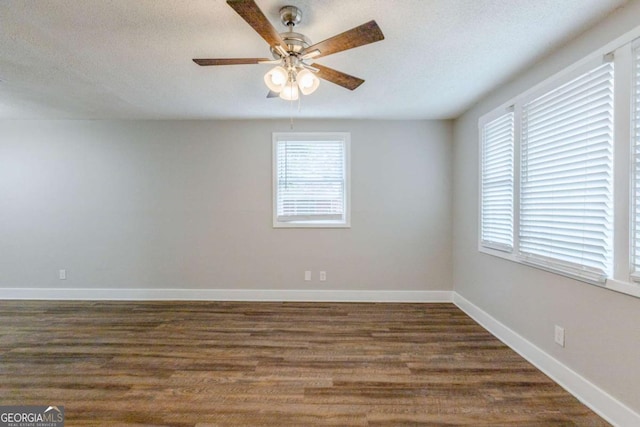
(314, 64), (365, 91)
(267, 90), (279, 98)
(227, 0), (288, 51)
(302, 20), (384, 59)
(193, 58), (271, 66)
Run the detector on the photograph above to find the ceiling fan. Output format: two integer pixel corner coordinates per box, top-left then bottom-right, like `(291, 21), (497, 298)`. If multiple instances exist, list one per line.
(193, 0), (385, 101)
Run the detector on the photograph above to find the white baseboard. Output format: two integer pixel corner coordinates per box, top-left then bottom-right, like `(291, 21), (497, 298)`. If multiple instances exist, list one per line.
(0, 287), (453, 302)
(453, 292), (640, 427)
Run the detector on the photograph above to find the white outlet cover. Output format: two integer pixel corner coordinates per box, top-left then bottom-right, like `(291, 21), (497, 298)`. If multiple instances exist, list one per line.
(58, 269), (67, 280)
(304, 271), (311, 281)
(554, 325), (565, 347)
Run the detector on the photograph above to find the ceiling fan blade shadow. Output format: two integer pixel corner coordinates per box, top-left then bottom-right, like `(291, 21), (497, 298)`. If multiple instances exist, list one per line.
(227, 0), (288, 52)
(302, 20), (384, 59)
(193, 58), (271, 66)
(314, 64), (365, 90)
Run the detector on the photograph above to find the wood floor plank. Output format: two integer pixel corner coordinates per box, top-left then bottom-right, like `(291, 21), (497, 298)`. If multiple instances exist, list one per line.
(0, 301), (608, 426)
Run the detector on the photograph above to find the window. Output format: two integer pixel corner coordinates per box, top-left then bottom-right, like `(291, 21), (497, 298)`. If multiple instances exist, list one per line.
(478, 30), (640, 298)
(480, 111), (515, 252)
(632, 41), (640, 278)
(273, 132), (350, 228)
(520, 62), (614, 282)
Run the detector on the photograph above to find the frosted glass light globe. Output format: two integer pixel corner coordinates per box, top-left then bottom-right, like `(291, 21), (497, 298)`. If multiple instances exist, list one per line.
(279, 82), (299, 101)
(264, 66), (287, 92)
(296, 69), (319, 95)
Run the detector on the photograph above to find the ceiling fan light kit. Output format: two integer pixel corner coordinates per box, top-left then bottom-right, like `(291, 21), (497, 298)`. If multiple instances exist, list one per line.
(263, 53), (320, 101)
(193, 0), (385, 102)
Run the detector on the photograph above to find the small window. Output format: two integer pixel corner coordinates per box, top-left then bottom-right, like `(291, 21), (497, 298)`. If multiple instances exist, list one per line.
(480, 111), (515, 252)
(273, 132), (350, 228)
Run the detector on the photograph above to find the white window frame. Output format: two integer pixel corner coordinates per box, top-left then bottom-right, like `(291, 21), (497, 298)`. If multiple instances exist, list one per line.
(630, 38), (640, 281)
(478, 26), (640, 300)
(272, 132), (351, 228)
(479, 108), (515, 253)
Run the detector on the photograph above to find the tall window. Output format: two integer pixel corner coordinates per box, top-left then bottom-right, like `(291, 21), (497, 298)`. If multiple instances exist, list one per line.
(273, 132), (350, 228)
(632, 42), (640, 278)
(520, 62), (614, 282)
(480, 112), (515, 252)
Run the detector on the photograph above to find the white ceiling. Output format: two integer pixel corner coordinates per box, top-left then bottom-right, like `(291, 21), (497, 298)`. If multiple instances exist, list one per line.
(0, 0), (627, 120)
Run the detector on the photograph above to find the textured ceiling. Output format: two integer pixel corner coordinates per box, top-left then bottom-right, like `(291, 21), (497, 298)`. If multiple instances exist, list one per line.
(0, 0), (628, 120)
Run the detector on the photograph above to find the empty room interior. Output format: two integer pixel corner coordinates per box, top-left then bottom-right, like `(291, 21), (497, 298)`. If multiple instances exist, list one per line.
(2, 0), (640, 425)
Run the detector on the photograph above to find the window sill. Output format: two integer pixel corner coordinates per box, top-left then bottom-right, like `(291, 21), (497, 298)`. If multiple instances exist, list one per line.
(273, 220), (351, 229)
(603, 278), (640, 299)
(478, 245), (640, 300)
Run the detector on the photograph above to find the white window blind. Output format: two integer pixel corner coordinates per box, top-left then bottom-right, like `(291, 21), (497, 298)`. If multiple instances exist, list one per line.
(519, 62), (614, 282)
(274, 135), (348, 225)
(631, 42), (640, 278)
(481, 112), (514, 252)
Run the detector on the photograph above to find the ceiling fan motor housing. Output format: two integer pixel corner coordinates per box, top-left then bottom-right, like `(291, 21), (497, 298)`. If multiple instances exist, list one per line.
(269, 6), (311, 58)
(271, 31), (311, 57)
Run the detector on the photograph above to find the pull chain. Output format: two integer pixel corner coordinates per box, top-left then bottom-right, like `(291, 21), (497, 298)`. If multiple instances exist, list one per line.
(290, 95), (294, 130)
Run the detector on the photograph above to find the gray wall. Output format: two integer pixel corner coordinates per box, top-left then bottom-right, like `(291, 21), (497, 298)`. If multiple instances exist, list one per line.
(452, 1), (640, 412)
(0, 119), (453, 291)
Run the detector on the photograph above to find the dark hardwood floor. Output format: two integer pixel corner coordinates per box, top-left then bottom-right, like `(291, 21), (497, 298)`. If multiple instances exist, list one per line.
(0, 301), (608, 426)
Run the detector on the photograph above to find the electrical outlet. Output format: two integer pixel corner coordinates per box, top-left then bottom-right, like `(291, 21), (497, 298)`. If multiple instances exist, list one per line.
(304, 271), (311, 281)
(319, 271), (326, 281)
(554, 325), (565, 347)
(59, 269), (67, 280)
